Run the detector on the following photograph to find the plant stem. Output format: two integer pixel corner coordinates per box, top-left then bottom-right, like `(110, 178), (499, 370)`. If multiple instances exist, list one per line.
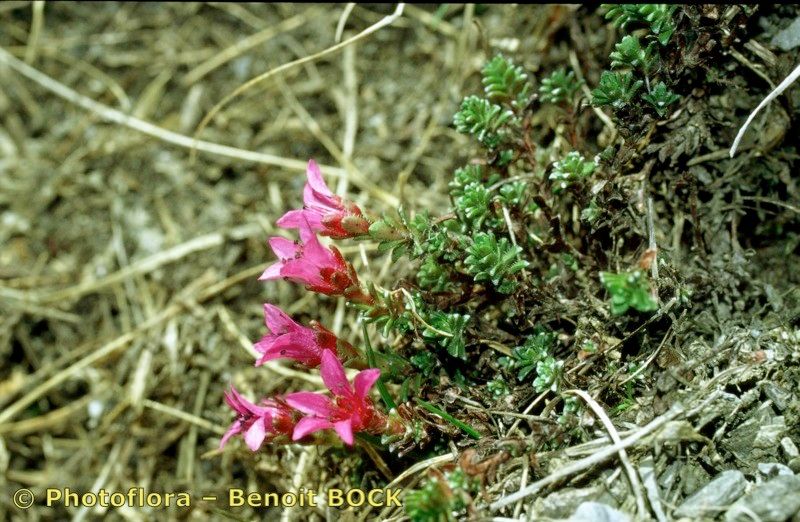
(415, 398), (481, 440)
(362, 323), (397, 410)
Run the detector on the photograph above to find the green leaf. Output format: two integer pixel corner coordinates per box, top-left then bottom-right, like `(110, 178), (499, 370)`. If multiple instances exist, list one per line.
(510, 329), (557, 381)
(449, 164), (484, 198)
(599, 269), (659, 315)
(602, 4), (678, 45)
(482, 54), (531, 108)
(422, 311), (470, 359)
(362, 323), (396, 410)
(549, 151), (597, 192)
(453, 95), (516, 148)
(454, 182), (492, 228)
(417, 255), (454, 292)
(415, 399), (481, 440)
(533, 356), (563, 393)
(641, 81), (680, 117)
(539, 68), (582, 105)
(610, 35), (657, 73)
(591, 71), (643, 110)
(495, 181), (529, 208)
(463, 231), (529, 294)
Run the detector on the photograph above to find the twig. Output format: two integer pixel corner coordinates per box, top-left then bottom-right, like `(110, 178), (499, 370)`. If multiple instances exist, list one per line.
(0, 46), (393, 200)
(0, 273), (211, 424)
(566, 389), (648, 518)
(385, 453), (456, 489)
(143, 399), (226, 435)
(335, 3), (356, 43)
(278, 75), (398, 206)
(647, 197), (659, 281)
(501, 205), (518, 247)
(182, 12), (308, 86)
(281, 447), (312, 522)
(504, 390), (549, 437)
(569, 49), (616, 140)
(337, 41), (358, 195)
(730, 62), (800, 157)
(513, 457), (529, 520)
(490, 402), (686, 510)
(2, 223), (262, 305)
(72, 441), (123, 522)
(399, 288), (453, 338)
(24, 1), (45, 64)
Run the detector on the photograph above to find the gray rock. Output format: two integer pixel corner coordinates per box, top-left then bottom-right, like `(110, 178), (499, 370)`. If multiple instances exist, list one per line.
(782, 437), (799, 459)
(771, 16), (800, 51)
(537, 486), (603, 518)
(725, 475), (800, 522)
(763, 382), (791, 411)
(723, 414), (787, 469)
(674, 470), (748, 518)
(569, 502), (631, 522)
(758, 462), (794, 479)
(679, 462), (712, 496)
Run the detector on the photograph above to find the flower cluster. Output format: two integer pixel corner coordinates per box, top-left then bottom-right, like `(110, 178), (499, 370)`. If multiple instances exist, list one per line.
(258, 161), (373, 305)
(222, 161), (397, 449)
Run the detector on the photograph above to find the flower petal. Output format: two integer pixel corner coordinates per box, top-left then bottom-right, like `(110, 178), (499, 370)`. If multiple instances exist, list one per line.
(304, 182), (340, 213)
(255, 340), (321, 367)
(333, 418), (354, 445)
(258, 261), (284, 281)
(292, 416), (334, 441)
(277, 209), (324, 232)
(268, 237), (298, 259)
(279, 258), (326, 287)
(353, 369), (381, 399)
(306, 160), (334, 198)
(219, 421), (242, 449)
(285, 392), (334, 416)
(244, 418), (268, 451)
(298, 221), (336, 267)
(320, 349), (350, 397)
(263, 303), (298, 334)
(225, 386), (265, 416)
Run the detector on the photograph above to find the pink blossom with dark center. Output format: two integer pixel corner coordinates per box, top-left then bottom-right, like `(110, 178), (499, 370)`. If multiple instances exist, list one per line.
(277, 160), (370, 239)
(255, 303), (359, 368)
(220, 387), (295, 451)
(285, 350), (386, 445)
(259, 222), (373, 304)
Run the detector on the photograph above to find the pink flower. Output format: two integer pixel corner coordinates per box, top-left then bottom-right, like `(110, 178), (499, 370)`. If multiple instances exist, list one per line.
(285, 350), (386, 445)
(220, 387), (294, 451)
(277, 160), (370, 239)
(255, 303), (360, 367)
(259, 222), (373, 304)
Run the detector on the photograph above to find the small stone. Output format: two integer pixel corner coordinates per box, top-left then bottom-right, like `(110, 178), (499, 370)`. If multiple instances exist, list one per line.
(757, 462), (794, 479)
(771, 16), (800, 51)
(782, 437), (799, 459)
(763, 382), (791, 411)
(569, 502), (631, 522)
(679, 462), (712, 496)
(674, 470), (748, 519)
(537, 487), (603, 518)
(789, 457), (800, 474)
(725, 475), (800, 522)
